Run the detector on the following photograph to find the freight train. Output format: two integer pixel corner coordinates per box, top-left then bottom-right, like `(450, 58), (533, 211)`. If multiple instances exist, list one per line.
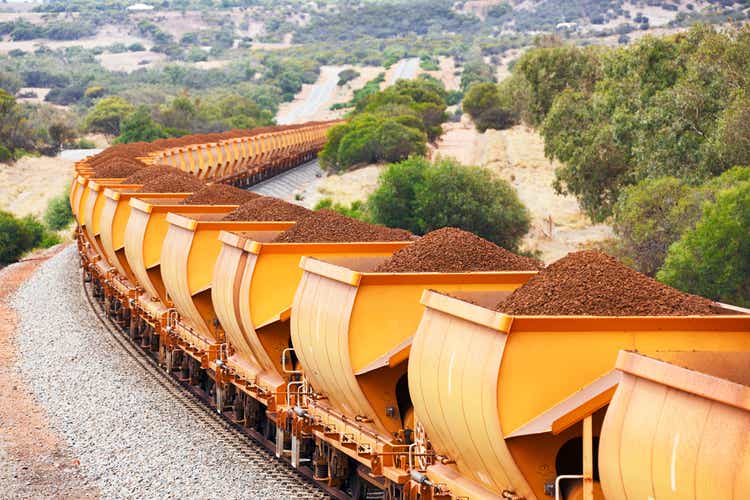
(72, 121), (750, 500)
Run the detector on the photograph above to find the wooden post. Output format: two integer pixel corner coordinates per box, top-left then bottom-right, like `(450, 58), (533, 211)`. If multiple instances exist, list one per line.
(583, 415), (594, 500)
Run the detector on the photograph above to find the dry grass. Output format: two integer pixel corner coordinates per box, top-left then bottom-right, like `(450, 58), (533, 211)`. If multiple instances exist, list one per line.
(0, 156), (75, 218)
(434, 123), (613, 262)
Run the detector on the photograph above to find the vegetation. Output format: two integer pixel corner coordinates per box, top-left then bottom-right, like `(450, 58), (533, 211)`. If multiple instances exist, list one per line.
(44, 189), (75, 231)
(0, 18), (97, 41)
(337, 69), (360, 86)
(331, 73), (385, 110)
(462, 82), (515, 132)
(0, 211), (60, 265)
(491, 25), (750, 222)
(115, 106), (171, 144)
(314, 198), (367, 220)
(293, 1), (480, 43)
(84, 96), (134, 137)
(320, 77), (448, 171)
(658, 181), (750, 307)
(369, 157), (530, 250)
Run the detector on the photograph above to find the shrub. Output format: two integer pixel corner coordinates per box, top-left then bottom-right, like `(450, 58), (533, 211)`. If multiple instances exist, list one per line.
(369, 157), (531, 250)
(321, 78), (447, 171)
(463, 82), (516, 132)
(336, 69), (360, 86)
(314, 198), (368, 220)
(0, 211), (58, 265)
(44, 191), (74, 230)
(657, 181), (750, 307)
(613, 177), (693, 276)
(320, 114), (426, 171)
(74, 138), (97, 149)
(0, 145), (12, 163)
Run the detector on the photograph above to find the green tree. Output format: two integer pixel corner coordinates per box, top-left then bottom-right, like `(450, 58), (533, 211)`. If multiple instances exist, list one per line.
(514, 45), (601, 126)
(657, 181), (750, 307)
(463, 82), (516, 132)
(84, 96), (134, 137)
(369, 156), (427, 232)
(543, 89), (630, 221)
(369, 157), (530, 250)
(613, 177), (693, 276)
(48, 122), (76, 152)
(700, 91), (750, 177)
(115, 106), (169, 144)
(372, 120), (427, 162)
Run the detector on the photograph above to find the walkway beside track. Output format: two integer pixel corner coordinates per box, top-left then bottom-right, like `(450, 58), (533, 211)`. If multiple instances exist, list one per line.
(250, 159), (323, 200)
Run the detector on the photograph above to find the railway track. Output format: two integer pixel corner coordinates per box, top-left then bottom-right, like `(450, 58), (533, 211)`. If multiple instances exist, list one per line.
(80, 270), (336, 499)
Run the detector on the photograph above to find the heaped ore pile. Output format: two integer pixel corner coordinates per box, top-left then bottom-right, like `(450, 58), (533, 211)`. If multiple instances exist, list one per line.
(222, 197), (312, 221)
(375, 227), (543, 272)
(497, 250), (720, 316)
(180, 184), (260, 205)
(273, 209), (413, 242)
(93, 159), (144, 178)
(124, 165), (191, 184)
(137, 173), (206, 193)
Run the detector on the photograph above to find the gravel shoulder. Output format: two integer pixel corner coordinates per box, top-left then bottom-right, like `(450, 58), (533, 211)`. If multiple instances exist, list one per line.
(12, 245), (325, 499)
(0, 245), (97, 499)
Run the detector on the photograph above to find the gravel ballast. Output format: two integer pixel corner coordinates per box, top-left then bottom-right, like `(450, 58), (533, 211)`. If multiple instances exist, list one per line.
(13, 245), (325, 499)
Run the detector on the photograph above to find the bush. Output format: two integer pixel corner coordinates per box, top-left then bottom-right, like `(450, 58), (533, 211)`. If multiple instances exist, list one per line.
(463, 82), (516, 132)
(613, 177), (693, 276)
(0, 211), (58, 265)
(44, 191), (74, 230)
(336, 69), (360, 86)
(74, 138), (97, 149)
(657, 181), (750, 307)
(314, 198), (368, 220)
(0, 145), (12, 163)
(321, 78), (448, 171)
(369, 157), (531, 250)
(0, 211), (29, 265)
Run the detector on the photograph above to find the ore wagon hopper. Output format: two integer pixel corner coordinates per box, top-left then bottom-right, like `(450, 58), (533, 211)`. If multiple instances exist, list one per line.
(407, 290), (750, 499)
(290, 258), (536, 489)
(159, 212), (289, 361)
(99, 188), (187, 283)
(83, 180), (141, 259)
(124, 198), (222, 306)
(74, 176), (124, 229)
(211, 232), (410, 414)
(599, 350), (750, 500)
